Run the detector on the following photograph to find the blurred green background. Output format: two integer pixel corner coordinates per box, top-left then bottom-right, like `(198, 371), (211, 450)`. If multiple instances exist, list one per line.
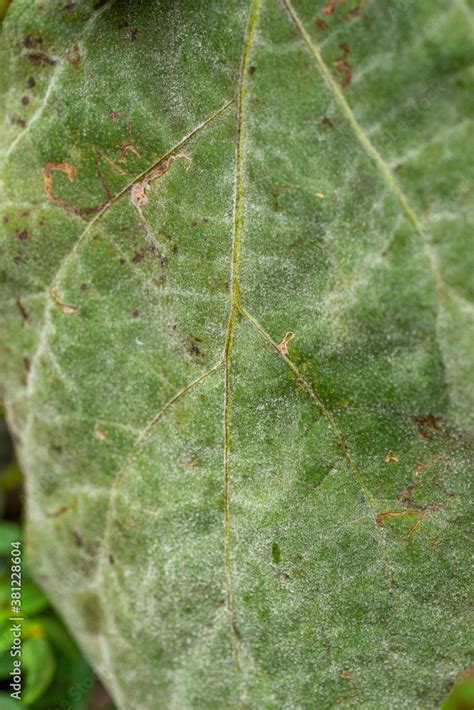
(0, 412), (113, 709)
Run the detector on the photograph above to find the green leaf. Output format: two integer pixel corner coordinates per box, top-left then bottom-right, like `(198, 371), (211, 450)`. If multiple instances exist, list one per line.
(22, 636), (56, 705)
(0, 0), (472, 707)
(0, 650), (13, 678)
(17, 582), (49, 616)
(442, 669), (474, 710)
(0, 692), (21, 710)
(0, 522), (21, 555)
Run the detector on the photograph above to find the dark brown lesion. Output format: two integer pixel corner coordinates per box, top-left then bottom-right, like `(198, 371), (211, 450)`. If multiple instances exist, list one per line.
(45, 497), (77, 518)
(335, 43), (352, 88)
(26, 52), (56, 67)
(346, 1), (367, 19)
(415, 413), (443, 439)
(187, 336), (204, 357)
(15, 297), (29, 323)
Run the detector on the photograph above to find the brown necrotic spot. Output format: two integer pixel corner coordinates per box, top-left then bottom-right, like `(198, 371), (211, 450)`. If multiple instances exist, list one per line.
(415, 413), (442, 439)
(347, 1), (367, 19)
(323, 0), (336, 15)
(23, 35), (42, 49)
(187, 336), (203, 356)
(45, 498), (77, 518)
(27, 52), (56, 67)
(131, 250), (145, 265)
(21, 96), (29, 106)
(11, 115), (26, 128)
(15, 298), (29, 323)
(50, 286), (79, 315)
(335, 43), (352, 88)
(64, 44), (81, 67)
(26, 77), (36, 89)
(71, 530), (83, 547)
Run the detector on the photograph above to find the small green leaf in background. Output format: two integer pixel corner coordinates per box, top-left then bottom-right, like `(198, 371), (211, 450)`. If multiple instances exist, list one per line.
(22, 636), (56, 706)
(0, 691), (22, 709)
(0, 416), (112, 707)
(442, 667), (474, 710)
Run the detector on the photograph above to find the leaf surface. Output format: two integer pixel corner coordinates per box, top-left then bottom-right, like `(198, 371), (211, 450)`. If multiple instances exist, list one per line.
(0, 1), (473, 707)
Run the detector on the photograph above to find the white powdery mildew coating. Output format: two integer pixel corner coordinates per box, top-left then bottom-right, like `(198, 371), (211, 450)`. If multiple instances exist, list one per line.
(0, 0), (472, 707)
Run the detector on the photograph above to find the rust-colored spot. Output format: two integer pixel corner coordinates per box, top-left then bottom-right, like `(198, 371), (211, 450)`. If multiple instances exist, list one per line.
(119, 139), (140, 159)
(130, 152), (191, 209)
(45, 498), (77, 518)
(335, 668), (358, 704)
(323, 0), (337, 15)
(316, 18), (328, 30)
(415, 413), (442, 439)
(347, 1), (366, 19)
(43, 161), (75, 197)
(276, 331), (294, 357)
(335, 43), (352, 88)
(50, 287), (79, 314)
(43, 161), (107, 217)
(65, 44), (81, 67)
(376, 509), (421, 527)
(182, 458), (199, 468)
